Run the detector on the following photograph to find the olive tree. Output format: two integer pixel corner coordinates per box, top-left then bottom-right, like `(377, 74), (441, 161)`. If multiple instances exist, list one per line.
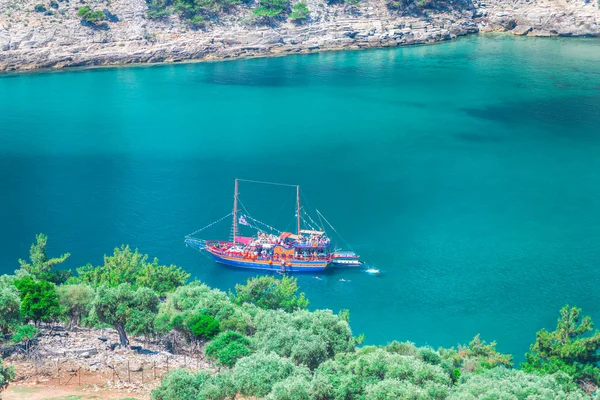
(77, 245), (189, 295)
(57, 284), (95, 329)
(91, 283), (159, 346)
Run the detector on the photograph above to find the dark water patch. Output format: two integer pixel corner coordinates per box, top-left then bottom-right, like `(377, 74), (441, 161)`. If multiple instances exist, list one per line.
(462, 95), (600, 131)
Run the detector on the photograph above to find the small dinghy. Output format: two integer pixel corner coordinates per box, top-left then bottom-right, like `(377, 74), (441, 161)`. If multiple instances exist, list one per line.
(365, 268), (380, 275)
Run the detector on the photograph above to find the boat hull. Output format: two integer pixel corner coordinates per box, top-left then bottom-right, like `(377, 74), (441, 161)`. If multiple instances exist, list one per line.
(208, 251), (328, 272)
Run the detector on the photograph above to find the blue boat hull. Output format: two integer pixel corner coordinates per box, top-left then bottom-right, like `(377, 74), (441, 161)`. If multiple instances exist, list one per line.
(210, 253), (328, 272)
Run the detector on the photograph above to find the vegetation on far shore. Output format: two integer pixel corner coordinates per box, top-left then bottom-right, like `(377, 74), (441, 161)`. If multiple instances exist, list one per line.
(1, 233), (600, 399)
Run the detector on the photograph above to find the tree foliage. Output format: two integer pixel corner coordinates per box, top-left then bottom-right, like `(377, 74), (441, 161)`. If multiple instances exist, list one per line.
(186, 313), (220, 340)
(18, 233), (71, 284)
(156, 282), (254, 337)
(522, 305), (600, 385)
(0, 276), (21, 335)
(91, 283), (159, 346)
(205, 331), (253, 367)
(77, 5), (106, 23)
(253, 0), (289, 17)
(289, 1), (309, 20)
(312, 348), (452, 399)
(0, 357), (15, 393)
(232, 352), (308, 397)
(151, 369), (212, 400)
(11, 324), (40, 351)
(457, 334), (513, 373)
(449, 368), (586, 399)
(253, 309), (355, 370)
(57, 284), (94, 329)
(232, 275), (309, 312)
(76, 245), (189, 295)
(14, 276), (61, 324)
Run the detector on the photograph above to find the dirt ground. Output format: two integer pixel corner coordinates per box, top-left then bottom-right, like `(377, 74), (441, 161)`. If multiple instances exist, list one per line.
(4, 381), (149, 400)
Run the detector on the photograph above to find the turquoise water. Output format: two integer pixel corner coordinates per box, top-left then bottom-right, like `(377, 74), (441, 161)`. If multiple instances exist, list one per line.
(2, 35), (600, 362)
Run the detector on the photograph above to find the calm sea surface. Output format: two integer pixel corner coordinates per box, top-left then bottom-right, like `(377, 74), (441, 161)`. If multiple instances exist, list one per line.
(2, 35), (600, 362)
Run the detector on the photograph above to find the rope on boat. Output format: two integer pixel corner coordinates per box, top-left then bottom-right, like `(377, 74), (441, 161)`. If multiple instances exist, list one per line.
(246, 214), (282, 234)
(185, 212), (232, 238)
(303, 209), (323, 231)
(316, 209), (354, 251)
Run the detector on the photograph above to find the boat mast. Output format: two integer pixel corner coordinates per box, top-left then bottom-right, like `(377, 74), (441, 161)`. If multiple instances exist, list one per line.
(233, 179), (238, 244)
(297, 185), (301, 236)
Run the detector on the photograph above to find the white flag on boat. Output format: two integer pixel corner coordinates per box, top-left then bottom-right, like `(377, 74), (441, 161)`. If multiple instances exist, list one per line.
(239, 215), (249, 226)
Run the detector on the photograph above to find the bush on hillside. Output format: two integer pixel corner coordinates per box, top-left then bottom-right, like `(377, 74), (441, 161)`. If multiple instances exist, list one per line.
(151, 369), (211, 400)
(231, 352), (309, 397)
(77, 6), (106, 24)
(11, 324), (40, 351)
(205, 331), (253, 367)
(448, 368), (586, 399)
(253, 0), (289, 17)
(252, 309), (355, 370)
(0, 357), (15, 393)
(232, 275), (308, 312)
(0, 277), (21, 335)
(14, 276), (61, 324)
(289, 1), (309, 20)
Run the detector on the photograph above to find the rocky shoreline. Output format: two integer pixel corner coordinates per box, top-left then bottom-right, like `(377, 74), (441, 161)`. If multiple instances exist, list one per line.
(0, 0), (598, 72)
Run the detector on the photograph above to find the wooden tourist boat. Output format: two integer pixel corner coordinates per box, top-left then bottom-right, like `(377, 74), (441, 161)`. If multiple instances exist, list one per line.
(185, 179), (356, 273)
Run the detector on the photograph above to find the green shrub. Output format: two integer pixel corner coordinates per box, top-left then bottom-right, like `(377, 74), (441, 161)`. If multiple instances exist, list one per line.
(14, 276), (61, 324)
(231, 352), (305, 397)
(151, 369), (211, 400)
(386, 340), (419, 357)
(155, 282), (243, 336)
(77, 5), (106, 23)
(34, 3), (46, 12)
(11, 325), (39, 351)
(252, 0), (289, 18)
(0, 357), (15, 393)
(289, 1), (309, 20)
(312, 349), (451, 399)
(266, 375), (312, 400)
(252, 309), (355, 370)
(366, 379), (448, 400)
(0, 277), (21, 335)
(233, 275), (308, 312)
(449, 368), (586, 399)
(206, 331), (253, 367)
(186, 313), (220, 339)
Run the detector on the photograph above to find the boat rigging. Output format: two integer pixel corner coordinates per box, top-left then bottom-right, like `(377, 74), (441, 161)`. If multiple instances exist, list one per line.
(185, 178), (362, 272)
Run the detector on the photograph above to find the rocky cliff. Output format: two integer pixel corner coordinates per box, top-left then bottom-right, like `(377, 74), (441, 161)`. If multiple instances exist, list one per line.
(0, 0), (598, 72)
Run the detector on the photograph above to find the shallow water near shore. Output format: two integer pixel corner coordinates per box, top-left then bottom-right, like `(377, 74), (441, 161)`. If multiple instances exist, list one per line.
(2, 35), (600, 362)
